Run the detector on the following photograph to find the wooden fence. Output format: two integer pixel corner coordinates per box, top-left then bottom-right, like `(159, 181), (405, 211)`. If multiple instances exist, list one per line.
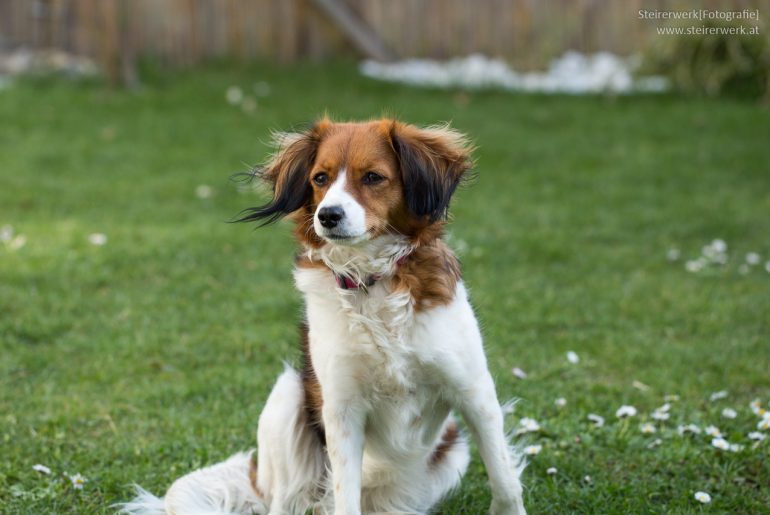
(1, 0), (767, 84)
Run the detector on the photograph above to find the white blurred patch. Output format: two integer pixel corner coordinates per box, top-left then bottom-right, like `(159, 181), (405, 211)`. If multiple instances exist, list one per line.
(511, 367), (527, 379)
(225, 86), (244, 105)
(196, 184), (213, 199)
(33, 464), (51, 474)
(360, 52), (669, 94)
(88, 233), (107, 246)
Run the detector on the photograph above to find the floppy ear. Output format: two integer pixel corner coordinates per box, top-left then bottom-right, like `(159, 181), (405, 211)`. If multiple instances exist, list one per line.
(237, 123), (327, 225)
(389, 122), (474, 222)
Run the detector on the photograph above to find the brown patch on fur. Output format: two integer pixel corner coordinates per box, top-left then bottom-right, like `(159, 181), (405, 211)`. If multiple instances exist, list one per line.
(429, 421), (460, 468)
(248, 452), (264, 498)
(295, 252), (328, 271)
(393, 239), (462, 311)
(300, 323), (326, 445)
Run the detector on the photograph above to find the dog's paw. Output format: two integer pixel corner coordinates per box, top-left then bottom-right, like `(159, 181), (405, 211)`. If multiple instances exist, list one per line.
(489, 498), (526, 515)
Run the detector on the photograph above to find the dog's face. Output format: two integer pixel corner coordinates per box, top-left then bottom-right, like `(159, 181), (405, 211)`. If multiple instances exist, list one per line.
(239, 119), (473, 246)
(309, 123), (405, 245)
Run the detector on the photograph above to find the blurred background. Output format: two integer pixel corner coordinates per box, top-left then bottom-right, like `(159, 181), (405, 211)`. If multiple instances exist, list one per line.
(2, 1), (770, 513)
(0, 0), (768, 97)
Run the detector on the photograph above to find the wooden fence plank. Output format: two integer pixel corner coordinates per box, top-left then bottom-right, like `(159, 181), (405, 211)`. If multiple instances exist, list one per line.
(2, 0), (769, 79)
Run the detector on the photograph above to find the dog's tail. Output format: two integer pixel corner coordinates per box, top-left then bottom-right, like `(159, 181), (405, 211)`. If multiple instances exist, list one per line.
(117, 451), (266, 515)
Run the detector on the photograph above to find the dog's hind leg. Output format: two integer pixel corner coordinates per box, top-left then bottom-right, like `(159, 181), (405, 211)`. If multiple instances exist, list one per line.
(254, 366), (327, 514)
(120, 367), (325, 515)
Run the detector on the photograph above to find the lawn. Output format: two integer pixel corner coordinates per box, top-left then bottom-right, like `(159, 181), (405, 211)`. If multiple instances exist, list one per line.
(1, 61), (769, 514)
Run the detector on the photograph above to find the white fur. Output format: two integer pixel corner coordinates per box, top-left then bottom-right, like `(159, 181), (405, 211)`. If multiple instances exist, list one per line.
(314, 170), (368, 243)
(121, 237), (525, 515)
(118, 452), (264, 515)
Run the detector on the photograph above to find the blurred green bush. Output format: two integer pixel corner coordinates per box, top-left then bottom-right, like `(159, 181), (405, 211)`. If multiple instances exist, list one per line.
(643, 20), (770, 101)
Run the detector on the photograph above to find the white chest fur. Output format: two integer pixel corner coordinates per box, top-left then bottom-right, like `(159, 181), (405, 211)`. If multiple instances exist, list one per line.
(293, 237), (496, 488)
(295, 264), (470, 472)
(295, 265), (417, 396)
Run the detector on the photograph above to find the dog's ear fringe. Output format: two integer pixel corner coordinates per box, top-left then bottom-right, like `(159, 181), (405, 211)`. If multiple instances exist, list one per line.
(389, 121), (476, 223)
(232, 123), (325, 226)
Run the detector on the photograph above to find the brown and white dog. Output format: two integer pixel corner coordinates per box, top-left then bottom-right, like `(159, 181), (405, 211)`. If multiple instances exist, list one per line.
(121, 119), (526, 515)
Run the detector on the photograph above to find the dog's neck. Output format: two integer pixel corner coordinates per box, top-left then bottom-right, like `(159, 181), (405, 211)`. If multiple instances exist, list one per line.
(305, 234), (413, 287)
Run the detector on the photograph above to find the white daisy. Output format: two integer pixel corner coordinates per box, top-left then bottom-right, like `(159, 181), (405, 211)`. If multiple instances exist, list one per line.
(195, 185), (213, 199)
(587, 413), (605, 427)
(749, 399), (766, 416)
(705, 425), (722, 437)
(546, 467), (557, 475)
(646, 438), (663, 449)
(677, 424), (701, 435)
(701, 240), (728, 263)
(765, 260), (770, 273)
(747, 431), (766, 441)
(566, 351), (579, 364)
(651, 410), (670, 421)
(554, 397), (567, 408)
(709, 390), (728, 401)
(729, 443), (744, 452)
(0, 225), (12, 242)
(632, 380), (650, 391)
(88, 233), (107, 246)
(664, 394), (680, 402)
(758, 418), (770, 431)
(523, 445), (542, 456)
(712, 252), (728, 265)
(516, 418), (541, 434)
(640, 423), (656, 434)
(711, 437), (729, 450)
(721, 408), (737, 419)
(666, 248), (680, 261)
(68, 472), (87, 489)
(616, 405), (637, 418)
(583, 475), (592, 484)
(225, 86), (243, 105)
(694, 491), (711, 504)
(711, 239), (727, 253)
(746, 252), (761, 265)
(685, 259), (704, 272)
(511, 367), (527, 379)
(32, 464), (51, 474)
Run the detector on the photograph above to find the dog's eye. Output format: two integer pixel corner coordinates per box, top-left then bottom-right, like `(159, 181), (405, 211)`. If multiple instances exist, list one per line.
(362, 171), (384, 185)
(312, 172), (328, 186)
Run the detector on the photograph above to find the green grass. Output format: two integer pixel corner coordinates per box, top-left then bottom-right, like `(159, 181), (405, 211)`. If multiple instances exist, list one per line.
(1, 61), (769, 514)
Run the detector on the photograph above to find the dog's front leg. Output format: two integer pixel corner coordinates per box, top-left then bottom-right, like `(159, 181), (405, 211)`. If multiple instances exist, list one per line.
(459, 371), (526, 515)
(322, 399), (365, 515)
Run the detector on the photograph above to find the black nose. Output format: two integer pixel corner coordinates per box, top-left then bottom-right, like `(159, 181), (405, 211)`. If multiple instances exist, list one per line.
(318, 206), (345, 228)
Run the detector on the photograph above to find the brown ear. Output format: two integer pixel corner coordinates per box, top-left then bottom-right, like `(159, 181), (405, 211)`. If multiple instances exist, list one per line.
(389, 122), (474, 222)
(237, 121), (328, 225)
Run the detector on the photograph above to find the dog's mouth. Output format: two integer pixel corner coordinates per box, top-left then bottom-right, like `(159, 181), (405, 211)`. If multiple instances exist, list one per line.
(320, 231), (370, 246)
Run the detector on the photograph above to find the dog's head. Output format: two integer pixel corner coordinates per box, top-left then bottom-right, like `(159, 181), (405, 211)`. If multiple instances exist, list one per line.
(238, 118), (474, 247)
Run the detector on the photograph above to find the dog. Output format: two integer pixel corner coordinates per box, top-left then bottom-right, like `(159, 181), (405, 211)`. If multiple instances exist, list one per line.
(121, 118), (526, 515)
